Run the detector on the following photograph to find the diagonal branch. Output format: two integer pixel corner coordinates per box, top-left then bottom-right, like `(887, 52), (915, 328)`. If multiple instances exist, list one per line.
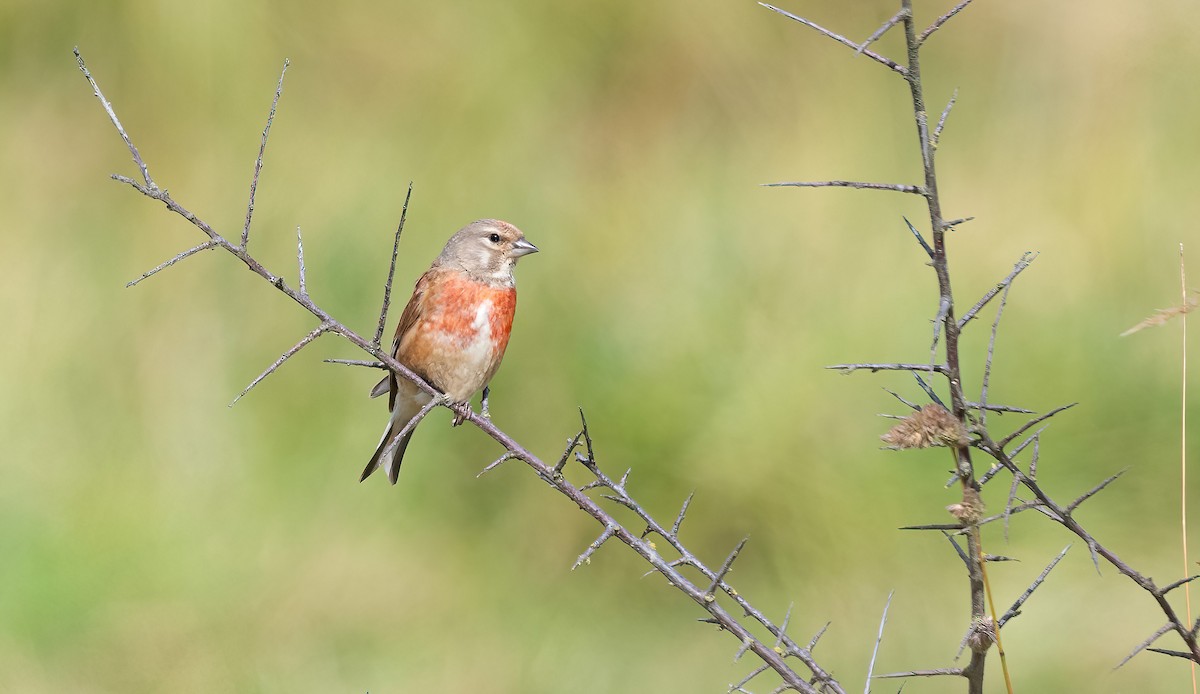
(997, 545), (1070, 627)
(74, 47), (154, 189)
(706, 537), (750, 598)
(759, 3), (907, 75)
(997, 403), (1077, 449)
(126, 240), (217, 287)
(477, 452), (516, 478)
(230, 322), (333, 406)
(957, 252), (1037, 329)
(1066, 470), (1127, 513)
(1162, 575), (1200, 596)
(858, 8), (909, 55)
(573, 525), (618, 569)
(1116, 623), (1175, 669)
(916, 0), (976, 45)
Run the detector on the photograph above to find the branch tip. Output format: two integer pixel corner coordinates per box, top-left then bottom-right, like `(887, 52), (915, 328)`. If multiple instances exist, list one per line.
(374, 182), (414, 348)
(229, 322), (331, 407)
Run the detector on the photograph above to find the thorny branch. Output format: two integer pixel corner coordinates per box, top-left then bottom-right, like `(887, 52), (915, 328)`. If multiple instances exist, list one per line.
(75, 49), (845, 694)
(766, 0), (1200, 689)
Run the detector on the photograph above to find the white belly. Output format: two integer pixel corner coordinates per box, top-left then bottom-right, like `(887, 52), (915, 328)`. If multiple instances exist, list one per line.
(438, 300), (495, 401)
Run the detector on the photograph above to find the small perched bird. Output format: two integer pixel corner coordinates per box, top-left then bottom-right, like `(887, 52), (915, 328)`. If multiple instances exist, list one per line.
(362, 219), (539, 484)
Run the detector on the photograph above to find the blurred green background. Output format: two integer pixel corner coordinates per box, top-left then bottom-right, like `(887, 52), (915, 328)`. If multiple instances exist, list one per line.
(4, 0), (1200, 691)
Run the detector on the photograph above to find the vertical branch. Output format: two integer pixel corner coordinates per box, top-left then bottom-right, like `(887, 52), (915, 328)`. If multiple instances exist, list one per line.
(901, 3), (987, 692)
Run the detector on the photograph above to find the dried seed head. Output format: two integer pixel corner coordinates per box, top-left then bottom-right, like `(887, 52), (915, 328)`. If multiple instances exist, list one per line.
(966, 616), (996, 653)
(947, 486), (985, 524)
(881, 403), (970, 449)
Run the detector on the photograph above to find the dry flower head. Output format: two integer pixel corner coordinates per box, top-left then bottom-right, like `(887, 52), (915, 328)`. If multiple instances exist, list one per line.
(947, 486), (985, 524)
(881, 403), (970, 449)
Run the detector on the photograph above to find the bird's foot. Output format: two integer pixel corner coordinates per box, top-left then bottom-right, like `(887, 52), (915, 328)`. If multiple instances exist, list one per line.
(450, 401), (472, 427)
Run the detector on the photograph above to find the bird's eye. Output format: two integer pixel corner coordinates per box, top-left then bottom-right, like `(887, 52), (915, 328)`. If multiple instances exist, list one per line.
(488, 233), (501, 243)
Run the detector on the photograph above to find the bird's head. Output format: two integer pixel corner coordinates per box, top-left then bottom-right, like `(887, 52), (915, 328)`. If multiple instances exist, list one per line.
(437, 219), (538, 285)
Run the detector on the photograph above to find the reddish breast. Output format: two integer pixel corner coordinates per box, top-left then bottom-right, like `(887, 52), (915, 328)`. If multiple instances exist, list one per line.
(426, 274), (516, 352)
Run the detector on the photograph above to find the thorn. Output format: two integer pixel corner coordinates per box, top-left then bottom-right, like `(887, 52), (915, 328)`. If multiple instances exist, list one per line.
(671, 491), (696, 538)
(572, 526), (617, 570)
(706, 536), (750, 598)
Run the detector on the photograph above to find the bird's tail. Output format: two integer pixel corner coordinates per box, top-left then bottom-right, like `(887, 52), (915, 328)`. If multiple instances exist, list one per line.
(361, 408), (418, 484)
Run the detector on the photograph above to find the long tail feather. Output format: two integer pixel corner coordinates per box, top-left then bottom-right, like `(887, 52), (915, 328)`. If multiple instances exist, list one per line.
(361, 410), (417, 484)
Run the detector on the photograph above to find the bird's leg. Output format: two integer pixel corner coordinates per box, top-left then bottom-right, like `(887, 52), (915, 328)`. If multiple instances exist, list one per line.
(481, 385), (492, 420)
(450, 398), (472, 427)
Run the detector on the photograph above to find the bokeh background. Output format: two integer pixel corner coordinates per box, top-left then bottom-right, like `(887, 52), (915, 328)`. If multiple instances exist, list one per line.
(3, 0), (1200, 691)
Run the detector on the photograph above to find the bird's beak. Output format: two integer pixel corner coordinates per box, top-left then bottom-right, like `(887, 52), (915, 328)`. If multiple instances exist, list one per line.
(511, 238), (539, 257)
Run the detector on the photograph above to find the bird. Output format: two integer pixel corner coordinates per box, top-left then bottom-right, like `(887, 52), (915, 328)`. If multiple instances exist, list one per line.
(361, 219), (539, 484)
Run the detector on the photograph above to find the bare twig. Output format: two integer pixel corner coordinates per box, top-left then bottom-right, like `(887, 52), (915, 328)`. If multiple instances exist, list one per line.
(74, 47), (154, 189)
(928, 296), (950, 363)
(966, 402), (1033, 415)
(707, 537), (750, 598)
(125, 240), (217, 287)
(865, 591), (894, 693)
(555, 429), (586, 475)
(296, 226), (308, 296)
(858, 9), (909, 55)
(808, 621), (831, 651)
(323, 358), (384, 369)
(229, 322), (332, 406)
(911, 374), (945, 409)
(374, 182), (414, 348)
(978, 280), (1013, 428)
(672, 491), (696, 538)
(730, 664), (771, 693)
(957, 252), (1037, 329)
(997, 403), (1077, 449)
(1065, 470), (1127, 513)
(884, 388), (921, 410)
(477, 452), (516, 478)
(931, 89), (958, 149)
(1163, 575), (1200, 596)
(1117, 623), (1176, 669)
(997, 545), (1070, 627)
(242, 59), (289, 249)
(763, 180), (922, 194)
(916, 0), (976, 45)
(573, 526), (617, 570)
(827, 363), (948, 375)
(759, 3), (907, 75)
(875, 668), (963, 679)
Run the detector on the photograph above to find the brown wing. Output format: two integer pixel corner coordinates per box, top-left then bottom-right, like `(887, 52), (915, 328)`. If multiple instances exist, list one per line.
(380, 268), (440, 410)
